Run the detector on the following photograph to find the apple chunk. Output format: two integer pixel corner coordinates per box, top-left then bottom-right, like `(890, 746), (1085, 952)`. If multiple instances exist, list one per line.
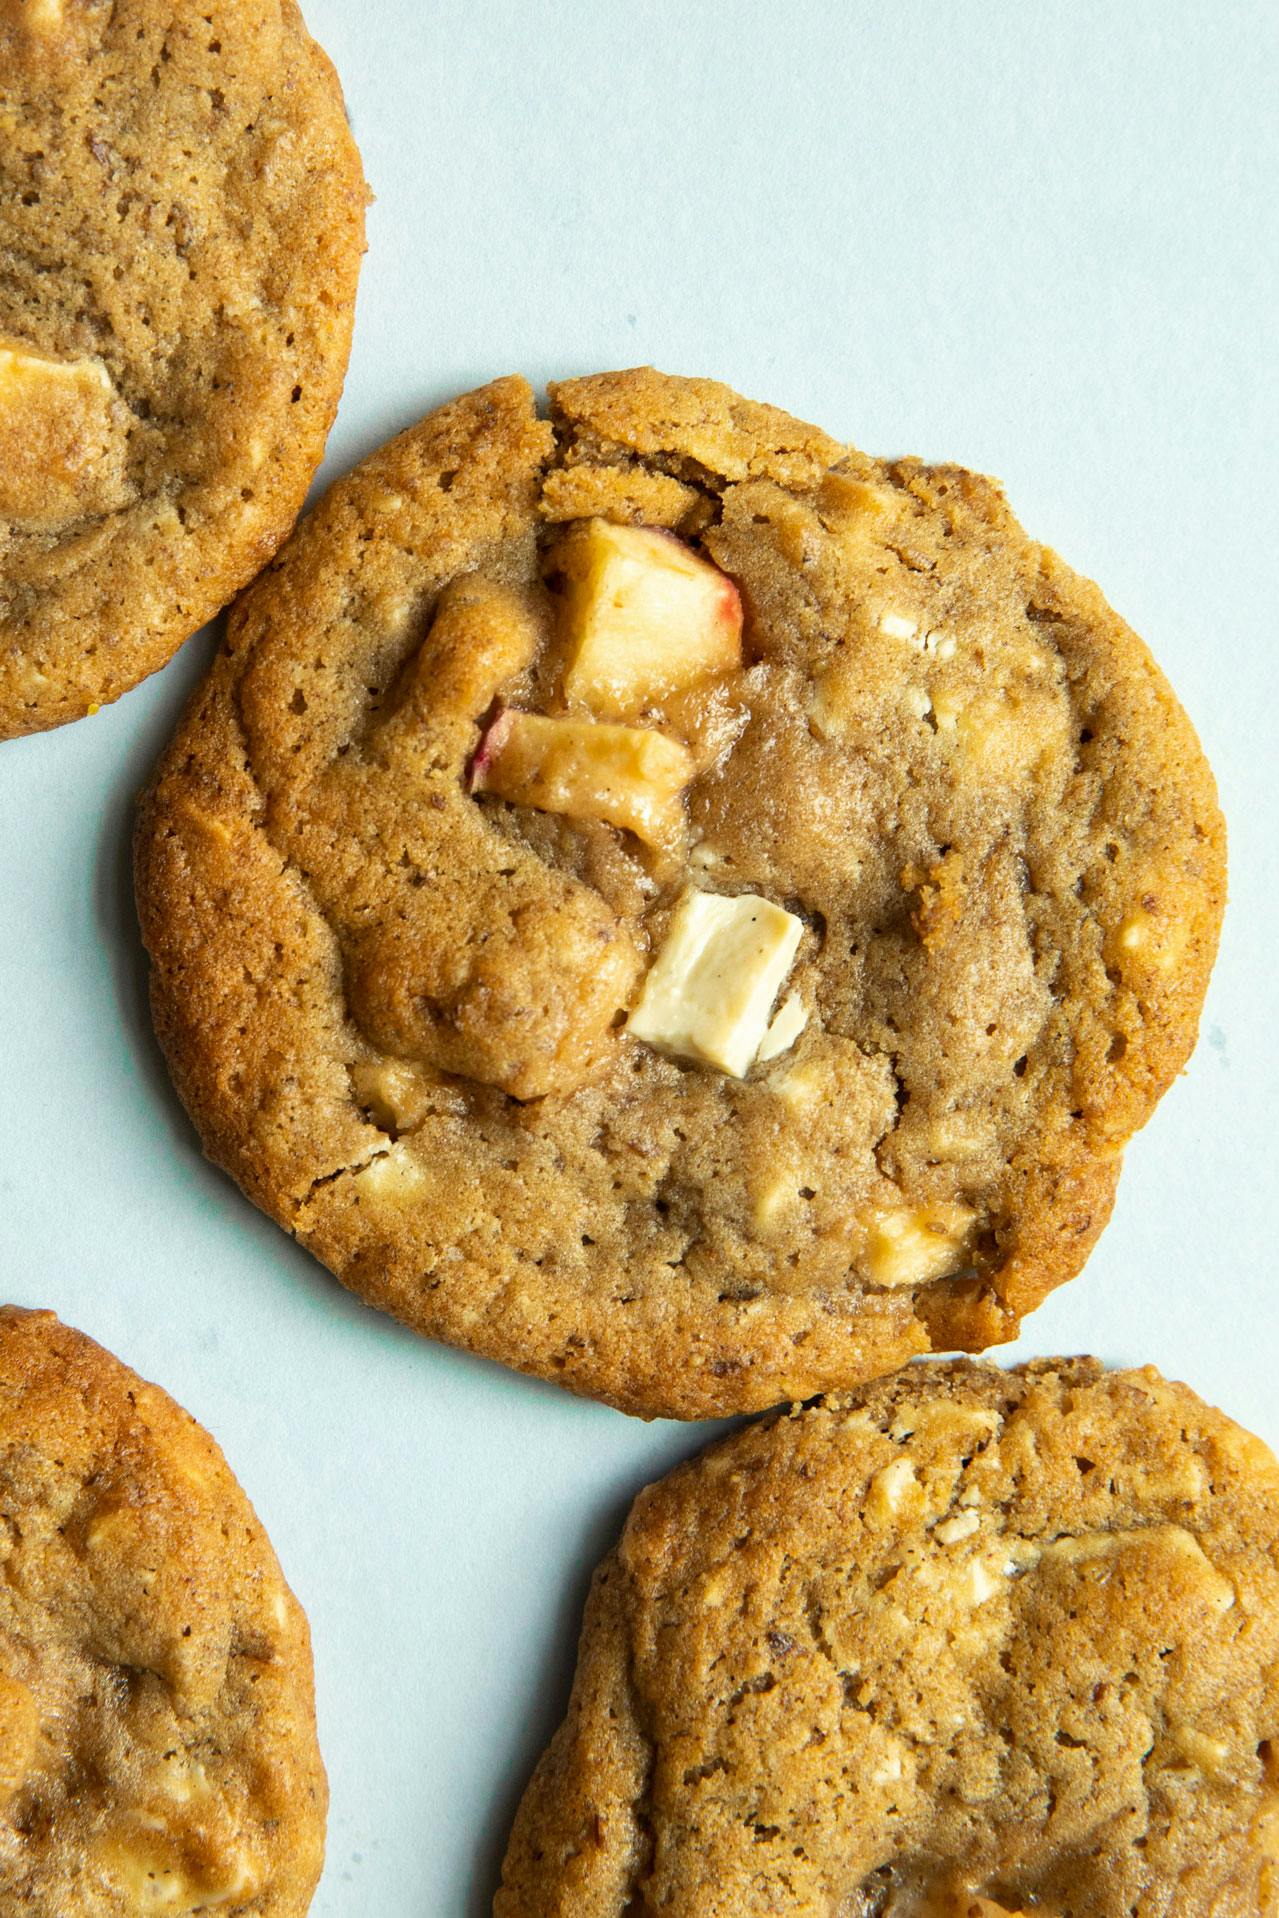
(471, 709), (695, 850)
(557, 519), (743, 717)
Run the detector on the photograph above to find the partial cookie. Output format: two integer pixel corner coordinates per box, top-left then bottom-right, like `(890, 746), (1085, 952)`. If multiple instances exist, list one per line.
(135, 370), (1225, 1418)
(0, 1307), (326, 1914)
(496, 1358), (1279, 1916)
(0, 0), (366, 737)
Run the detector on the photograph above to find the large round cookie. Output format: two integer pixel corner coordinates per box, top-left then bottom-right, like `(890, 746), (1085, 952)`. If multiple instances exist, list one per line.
(0, 0), (366, 738)
(135, 370), (1225, 1418)
(0, 1307), (326, 1913)
(496, 1358), (1279, 1916)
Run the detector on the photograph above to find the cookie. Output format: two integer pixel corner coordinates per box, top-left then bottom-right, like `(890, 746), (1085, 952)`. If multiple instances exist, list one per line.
(495, 1358), (1279, 1916)
(134, 370), (1225, 1419)
(0, 1307), (326, 1913)
(0, 0), (366, 738)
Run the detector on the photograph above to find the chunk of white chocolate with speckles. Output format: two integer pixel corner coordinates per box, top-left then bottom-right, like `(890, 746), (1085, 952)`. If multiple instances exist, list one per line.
(97, 1821), (259, 1913)
(865, 1201), (976, 1288)
(0, 338), (124, 529)
(628, 890), (803, 1077)
(1114, 901), (1186, 975)
(1041, 1523), (1235, 1611)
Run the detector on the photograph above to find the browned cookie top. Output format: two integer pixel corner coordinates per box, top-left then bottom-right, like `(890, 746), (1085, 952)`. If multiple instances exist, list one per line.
(496, 1359), (1279, 1917)
(136, 369), (1224, 1418)
(0, 0), (366, 737)
(0, 1308), (326, 1914)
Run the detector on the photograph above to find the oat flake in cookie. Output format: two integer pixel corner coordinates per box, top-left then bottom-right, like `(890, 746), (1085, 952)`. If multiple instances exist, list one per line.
(496, 1359), (1279, 1917)
(0, 0), (366, 738)
(134, 370), (1225, 1419)
(0, 1307), (326, 1913)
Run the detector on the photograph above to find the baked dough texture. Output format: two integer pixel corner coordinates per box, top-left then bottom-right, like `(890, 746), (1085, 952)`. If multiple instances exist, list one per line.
(135, 370), (1225, 1418)
(0, 1307), (326, 1914)
(0, 0), (366, 737)
(495, 1359), (1279, 1916)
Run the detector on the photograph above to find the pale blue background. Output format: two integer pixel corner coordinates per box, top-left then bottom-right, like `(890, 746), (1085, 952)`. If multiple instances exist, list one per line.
(1, 3), (1275, 1911)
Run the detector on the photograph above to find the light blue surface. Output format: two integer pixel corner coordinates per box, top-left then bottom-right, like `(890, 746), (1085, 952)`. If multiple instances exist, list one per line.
(1, 3), (1276, 1910)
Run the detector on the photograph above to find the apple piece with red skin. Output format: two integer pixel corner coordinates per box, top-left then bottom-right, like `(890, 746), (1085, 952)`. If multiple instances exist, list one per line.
(471, 709), (695, 852)
(556, 519), (743, 718)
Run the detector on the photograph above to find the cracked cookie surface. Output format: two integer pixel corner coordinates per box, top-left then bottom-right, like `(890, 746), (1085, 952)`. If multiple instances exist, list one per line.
(0, 1307), (326, 1915)
(134, 369), (1225, 1418)
(0, 0), (366, 737)
(495, 1358), (1279, 1917)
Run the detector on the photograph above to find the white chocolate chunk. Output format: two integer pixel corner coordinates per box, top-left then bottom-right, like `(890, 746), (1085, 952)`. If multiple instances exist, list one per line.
(864, 1201), (976, 1288)
(157, 1756), (211, 1807)
(1041, 1524), (1235, 1611)
(756, 991), (808, 1063)
(1114, 903), (1186, 974)
(878, 609), (920, 643)
(353, 1143), (425, 1201)
(0, 338), (122, 528)
(700, 1568), (730, 1609)
(0, 339), (110, 404)
(890, 1404), (999, 1446)
(350, 1058), (433, 1134)
(775, 1058), (826, 1110)
(933, 1508), (980, 1545)
(966, 1558), (1004, 1607)
(1170, 1723), (1231, 1779)
(98, 1824), (259, 1913)
(628, 890), (803, 1078)
(1253, 1787), (1279, 1863)
(922, 1112), (992, 1163)
(868, 1456), (918, 1520)
(751, 1169), (800, 1231)
(869, 1748), (905, 1786)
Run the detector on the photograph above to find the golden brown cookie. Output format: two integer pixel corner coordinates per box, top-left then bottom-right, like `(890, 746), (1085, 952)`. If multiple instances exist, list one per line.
(0, 1307), (326, 1913)
(495, 1359), (1279, 1916)
(0, 0), (366, 737)
(135, 370), (1225, 1418)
